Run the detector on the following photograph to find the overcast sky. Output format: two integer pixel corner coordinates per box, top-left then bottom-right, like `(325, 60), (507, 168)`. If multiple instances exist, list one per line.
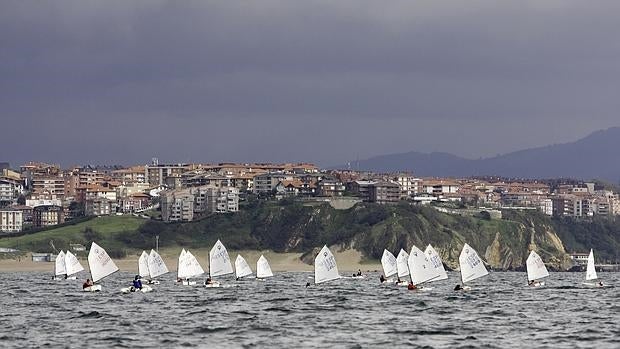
(1, 1), (619, 167)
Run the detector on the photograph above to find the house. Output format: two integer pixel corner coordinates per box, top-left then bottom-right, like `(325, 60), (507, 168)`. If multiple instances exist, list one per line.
(369, 181), (400, 204)
(0, 209), (23, 233)
(32, 205), (64, 227)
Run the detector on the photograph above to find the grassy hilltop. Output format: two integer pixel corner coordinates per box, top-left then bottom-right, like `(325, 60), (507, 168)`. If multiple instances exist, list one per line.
(1, 201), (618, 269)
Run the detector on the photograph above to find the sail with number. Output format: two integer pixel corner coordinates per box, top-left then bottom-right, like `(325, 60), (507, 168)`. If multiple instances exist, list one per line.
(65, 250), (84, 276)
(209, 240), (234, 277)
(178, 249), (205, 279)
(314, 245), (340, 284)
(425, 244), (448, 281)
(55, 250), (67, 276)
(526, 251), (549, 281)
(396, 249), (410, 278)
(256, 255), (273, 278)
(459, 243), (488, 284)
(138, 251), (150, 278)
(408, 245), (438, 285)
(147, 249), (169, 279)
(87, 242), (119, 283)
(381, 249), (398, 278)
(235, 255), (253, 279)
(586, 249), (598, 281)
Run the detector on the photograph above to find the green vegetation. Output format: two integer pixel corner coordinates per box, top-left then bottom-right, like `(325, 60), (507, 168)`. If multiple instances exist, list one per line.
(0, 216), (146, 258)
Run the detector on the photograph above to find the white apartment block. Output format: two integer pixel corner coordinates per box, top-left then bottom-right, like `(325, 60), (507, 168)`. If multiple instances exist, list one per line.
(394, 175), (421, 198)
(0, 210), (23, 232)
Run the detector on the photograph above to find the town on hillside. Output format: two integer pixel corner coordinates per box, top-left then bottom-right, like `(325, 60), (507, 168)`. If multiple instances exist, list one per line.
(1, 159), (618, 235)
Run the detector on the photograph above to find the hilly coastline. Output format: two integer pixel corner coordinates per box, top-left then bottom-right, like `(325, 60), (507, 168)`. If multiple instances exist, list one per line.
(2, 201), (619, 270)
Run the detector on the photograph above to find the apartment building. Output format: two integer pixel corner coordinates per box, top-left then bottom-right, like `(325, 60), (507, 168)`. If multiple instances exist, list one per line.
(85, 198), (115, 216)
(31, 176), (65, 201)
(253, 173), (290, 195)
(0, 209), (23, 233)
(369, 181), (401, 204)
(394, 175), (421, 198)
(317, 179), (346, 197)
(145, 163), (194, 186)
(160, 191), (195, 222)
(32, 205), (64, 227)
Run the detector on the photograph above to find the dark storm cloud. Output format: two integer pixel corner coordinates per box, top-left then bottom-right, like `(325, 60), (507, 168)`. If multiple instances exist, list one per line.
(1, 1), (620, 166)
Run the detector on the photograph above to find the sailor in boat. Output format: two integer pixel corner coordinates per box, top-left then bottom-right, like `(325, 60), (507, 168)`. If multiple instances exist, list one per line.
(528, 280), (537, 287)
(83, 279), (94, 290)
(407, 281), (417, 291)
(380, 275), (386, 283)
(396, 277), (402, 285)
(598, 281), (604, 287)
(205, 277), (214, 286)
(305, 282), (311, 288)
(357, 269), (362, 277)
(454, 284), (463, 291)
(131, 275), (143, 292)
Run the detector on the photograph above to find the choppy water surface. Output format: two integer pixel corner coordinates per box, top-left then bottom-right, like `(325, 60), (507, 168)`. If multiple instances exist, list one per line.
(1, 271), (618, 348)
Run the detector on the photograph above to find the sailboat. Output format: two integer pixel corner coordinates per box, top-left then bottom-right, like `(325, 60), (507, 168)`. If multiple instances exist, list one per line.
(457, 243), (488, 291)
(84, 242), (119, 292)
(583, 249), (605, 287)
(120, 250), (154, 294)
(235, 254), (253, 279)
(53, 250), (67, 280)
(395, 248), (409, 286)
(526, 250), (549, 287)
(147, 249), (169, 282)
(314, 245), (340, 285)
(407, 245), (440, 290)
(380, 249), (398, 283)
(65, 250), (84, 279)
(207, 240), (233, 287)
(177, 248), (205, 286)
(424, 244), (448, 281)
(256, 255), (274, 280)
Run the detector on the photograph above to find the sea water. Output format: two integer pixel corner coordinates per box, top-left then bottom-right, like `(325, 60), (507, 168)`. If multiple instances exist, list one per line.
(0, 271), (618, 348)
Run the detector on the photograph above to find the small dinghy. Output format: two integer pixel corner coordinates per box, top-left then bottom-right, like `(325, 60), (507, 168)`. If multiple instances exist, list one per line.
(146, 249), (169, 284)
(256, 255), (273, 280)
(235, 254), (253, 280)
(177, 248), (205, 286)
(395, 249), (409, 286)
(314, 245), (340, 285)
(456, 243), (488, 291)
(84, 242), (119, 292)
(526, 251), (549, 287)
(64, 251), (84, 280)
(407, 245), (440, 291)
(582, 249), (607, 287)
(380, 249), (398, 283)
(205, 240), (233, 287)
(53, 251), (67, 280)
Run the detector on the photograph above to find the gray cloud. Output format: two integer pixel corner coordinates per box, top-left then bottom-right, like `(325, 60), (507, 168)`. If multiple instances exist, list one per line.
(1, 1), (619, 166)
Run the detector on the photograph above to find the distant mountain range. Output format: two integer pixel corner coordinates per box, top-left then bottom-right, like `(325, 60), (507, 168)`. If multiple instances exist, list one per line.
(335, 127), (620, 181)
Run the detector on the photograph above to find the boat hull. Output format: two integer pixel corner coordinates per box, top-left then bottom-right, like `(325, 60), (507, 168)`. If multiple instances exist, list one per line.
(83, 285), (102, 292)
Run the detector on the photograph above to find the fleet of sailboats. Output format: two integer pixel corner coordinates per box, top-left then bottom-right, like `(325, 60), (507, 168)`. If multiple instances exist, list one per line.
(58, 240), (608, 293)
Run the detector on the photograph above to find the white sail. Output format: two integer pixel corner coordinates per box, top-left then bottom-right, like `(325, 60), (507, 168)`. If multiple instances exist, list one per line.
(459, 243), (488, 284)
(235, 254), (253, 278)
(55, 250), (67, 276)
(148, 249), (169, 279)
(425, 244), (448, 281)
(381, 249), (398, 278)
(408, 245), (438, 285)
(526, 250), (549, 281)
(396, 248), (410, 278)
(138, 251), (150, 278)
(314, 245), (340, 284)
(177, 249), (187, 278)
(65, 250), (84, 276)
(178, 249), (205, 279)
(256, 255), (273, 278)
(586, 249), (598, 281)
(87, 242), (119, 283)
(209, 240), (233, 277)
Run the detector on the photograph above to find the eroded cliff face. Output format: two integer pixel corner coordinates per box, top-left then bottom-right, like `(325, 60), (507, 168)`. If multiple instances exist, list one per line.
(276, 203), (573, 270)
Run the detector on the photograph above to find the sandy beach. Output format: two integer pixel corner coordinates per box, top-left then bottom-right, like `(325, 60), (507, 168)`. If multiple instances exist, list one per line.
(0, 248), (382, 274)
